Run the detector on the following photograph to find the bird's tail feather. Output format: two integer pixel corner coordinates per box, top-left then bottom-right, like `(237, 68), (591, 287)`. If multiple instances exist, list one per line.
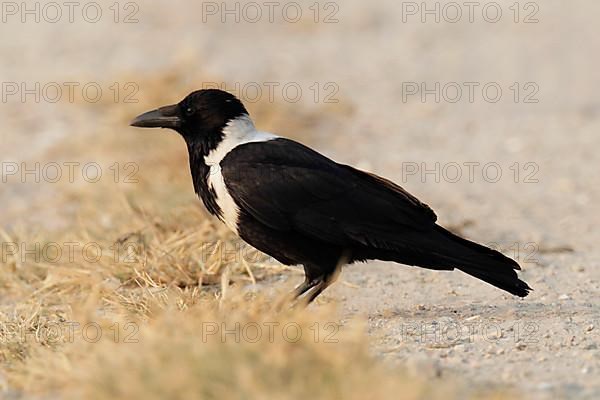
(430, 225), (532, 297)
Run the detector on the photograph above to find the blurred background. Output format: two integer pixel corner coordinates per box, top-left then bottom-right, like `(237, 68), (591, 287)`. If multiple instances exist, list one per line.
(0, 1), (599, 399)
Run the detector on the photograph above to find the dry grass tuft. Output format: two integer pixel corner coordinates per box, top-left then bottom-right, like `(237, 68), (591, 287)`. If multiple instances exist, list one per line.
(3, 291), (511, 400)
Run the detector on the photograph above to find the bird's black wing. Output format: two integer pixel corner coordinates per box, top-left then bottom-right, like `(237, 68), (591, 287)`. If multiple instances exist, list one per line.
(220, 138), (437, 249)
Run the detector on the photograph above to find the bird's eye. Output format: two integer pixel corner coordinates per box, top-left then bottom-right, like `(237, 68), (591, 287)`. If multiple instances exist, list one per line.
(185, 107), (194, 116)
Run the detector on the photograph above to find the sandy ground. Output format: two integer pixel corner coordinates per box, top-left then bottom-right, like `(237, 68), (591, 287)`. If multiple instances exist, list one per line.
(1, 1), (599, 398)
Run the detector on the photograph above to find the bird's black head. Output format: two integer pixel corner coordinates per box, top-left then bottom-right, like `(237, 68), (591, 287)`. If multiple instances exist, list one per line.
(130, 89), (248, 148)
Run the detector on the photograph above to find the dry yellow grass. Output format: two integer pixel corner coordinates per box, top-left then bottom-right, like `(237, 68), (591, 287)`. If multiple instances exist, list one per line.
(2, 288), (511, 400)
(0, 67), (515, 399)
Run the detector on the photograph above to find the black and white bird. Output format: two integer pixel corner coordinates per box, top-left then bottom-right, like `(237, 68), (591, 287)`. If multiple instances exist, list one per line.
(131, 89), (531, 303)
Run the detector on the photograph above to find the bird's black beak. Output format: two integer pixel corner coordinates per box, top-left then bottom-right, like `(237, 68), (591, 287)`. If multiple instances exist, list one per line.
(130, 104), (181, 129)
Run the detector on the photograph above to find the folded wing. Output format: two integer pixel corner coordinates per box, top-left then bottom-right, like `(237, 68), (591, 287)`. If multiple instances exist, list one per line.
(220, 138), (437, 250)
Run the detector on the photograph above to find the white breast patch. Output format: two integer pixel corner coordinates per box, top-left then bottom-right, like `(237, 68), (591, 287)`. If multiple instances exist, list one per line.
(204, 115), (277, 234)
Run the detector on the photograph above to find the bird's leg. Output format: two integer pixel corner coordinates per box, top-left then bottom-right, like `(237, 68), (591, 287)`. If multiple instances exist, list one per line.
(296, 272), (335, 305)
(302, 250), (348, 304)
(288, 275), (324, 309)
(291, 276), (320, 299)
(289, 263), (325, 301)
(275, 271), (320, 311)
(304, 271), (338, 304)
(304, 279), (328, 304)
(289, 251), (349, 307)
(290, 276), (324, 307)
